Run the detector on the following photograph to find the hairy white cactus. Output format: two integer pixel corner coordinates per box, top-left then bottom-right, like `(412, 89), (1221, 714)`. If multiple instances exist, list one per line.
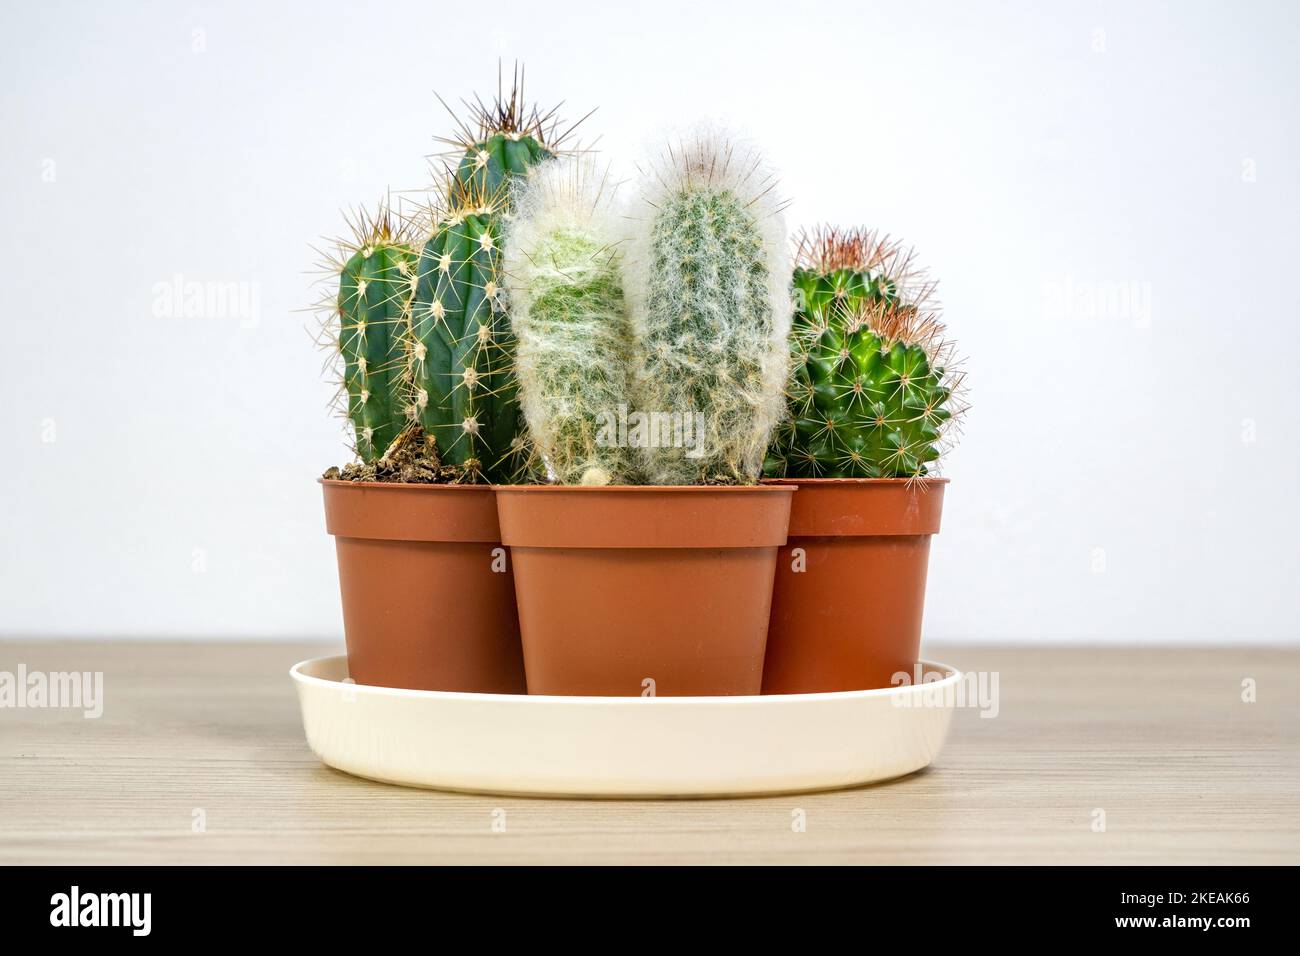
(503, 158), (636, 485)
(623, 126), (793, 484)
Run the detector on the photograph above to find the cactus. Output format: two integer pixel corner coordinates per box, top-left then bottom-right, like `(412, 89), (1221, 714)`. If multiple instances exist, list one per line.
(503, 159), (636, 486)
(764, 226), (963, 479)
(408, 72), (589, 481)
(325, 204), (418, 462)
(623, 128), (793, 485)
(436, 64), (590, 207)
(452, 128), (551, 205)
(407, 190), (525, 481)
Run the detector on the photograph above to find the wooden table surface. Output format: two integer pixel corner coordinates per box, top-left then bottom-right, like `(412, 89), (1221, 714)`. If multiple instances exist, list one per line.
(1, 641), (1296, 865)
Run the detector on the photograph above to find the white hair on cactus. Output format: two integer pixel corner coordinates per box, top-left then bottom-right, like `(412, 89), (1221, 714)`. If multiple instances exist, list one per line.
(503, 156), (637, 485)
(622, 124), (793, 484)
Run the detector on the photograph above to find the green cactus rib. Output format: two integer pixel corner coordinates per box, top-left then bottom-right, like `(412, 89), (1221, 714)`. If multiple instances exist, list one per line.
(766, 264), (953, 479)
(338, 240), (416, 461)
(408, 207), (524, 481)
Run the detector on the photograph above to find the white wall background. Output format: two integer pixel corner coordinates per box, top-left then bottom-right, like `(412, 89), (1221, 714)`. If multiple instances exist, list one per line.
(1, 0), (1297, 643)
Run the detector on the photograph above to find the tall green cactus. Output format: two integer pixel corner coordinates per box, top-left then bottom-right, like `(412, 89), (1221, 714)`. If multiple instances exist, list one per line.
(764, 227), (961, 479)
(407, 195), (527, 481)
(503, 159), (636, 486)
(333, 206), (417, 462)
(624, 129), (792, 485)
(406, 75), (582, 481)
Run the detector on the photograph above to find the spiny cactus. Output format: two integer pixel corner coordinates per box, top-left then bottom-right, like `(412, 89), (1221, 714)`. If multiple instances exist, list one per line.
(435, 64), (591, 206)
(406, 72), (590, 481)
(623, 128), (793, 485)
(320, 203), (418, 462)
(764, 226), (964, 479)
(455, 131), (548, 202)
(503, 159), (636, 486)
(407, 187), (526, 481)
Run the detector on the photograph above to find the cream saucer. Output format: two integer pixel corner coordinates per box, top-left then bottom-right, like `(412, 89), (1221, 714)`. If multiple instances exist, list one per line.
(291, 655), (960, 798)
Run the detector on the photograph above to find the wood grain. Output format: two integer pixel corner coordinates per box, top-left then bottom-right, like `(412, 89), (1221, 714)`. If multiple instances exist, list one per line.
(1, 641), (1296, 864)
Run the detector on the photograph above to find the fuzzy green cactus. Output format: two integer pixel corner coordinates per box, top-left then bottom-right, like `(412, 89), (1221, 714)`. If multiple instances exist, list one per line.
(624, 129), (793, 485)
(764, 227), (962, 479)
(503, 159), (636, 486)
(331, 206), (418, 462)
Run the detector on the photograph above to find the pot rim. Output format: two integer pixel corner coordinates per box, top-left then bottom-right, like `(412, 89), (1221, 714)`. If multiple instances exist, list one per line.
(292, 656), (962, 703)
(320, 478), (502, 541)
(493, 484), (795, 493)
(769, 475), (946, 536)
(762, 477), (949, 486)
(318, 478), (492, 491)
(496, 483), (794, 548)
(318, 480), (798, 493)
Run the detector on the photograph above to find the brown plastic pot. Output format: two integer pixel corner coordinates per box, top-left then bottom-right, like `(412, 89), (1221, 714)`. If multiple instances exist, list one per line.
(321, 480), (526, 694)
(761, 478), (946, 694)
(495, 486), (795, 697)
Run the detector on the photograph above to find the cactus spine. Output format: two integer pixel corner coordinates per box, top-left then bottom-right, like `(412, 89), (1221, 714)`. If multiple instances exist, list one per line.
(624, 128), (793, 484)
(764, 227), (962, 479)
(330, 205), (417, 462)
(504, 159), (635, 486)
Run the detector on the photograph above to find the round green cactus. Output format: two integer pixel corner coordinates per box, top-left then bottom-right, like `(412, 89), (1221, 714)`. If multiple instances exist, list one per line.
(765, 227), (962, 479)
